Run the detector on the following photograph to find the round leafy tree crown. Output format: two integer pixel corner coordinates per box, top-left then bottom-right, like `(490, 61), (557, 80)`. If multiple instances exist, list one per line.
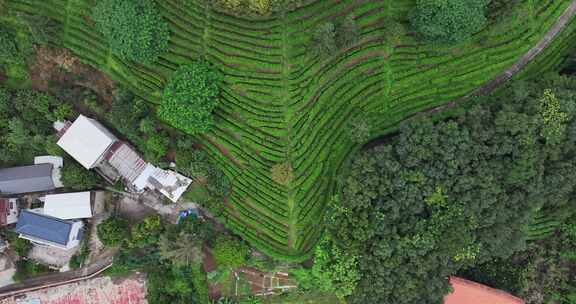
(159, 62), (223, 135)
(92, 0), (169, 63)
(410, 0), (488, 44)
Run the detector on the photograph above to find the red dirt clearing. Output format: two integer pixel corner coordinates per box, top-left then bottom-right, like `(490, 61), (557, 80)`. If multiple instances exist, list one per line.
(445, 277), (524, 304)
(0, 274), (147, 304)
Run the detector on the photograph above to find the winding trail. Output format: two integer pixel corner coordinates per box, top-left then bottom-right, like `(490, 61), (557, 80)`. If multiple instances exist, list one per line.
(1, 0), (576, 299)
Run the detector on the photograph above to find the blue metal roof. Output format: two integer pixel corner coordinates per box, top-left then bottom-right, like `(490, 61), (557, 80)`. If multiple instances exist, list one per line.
(15, 210), (72, 246)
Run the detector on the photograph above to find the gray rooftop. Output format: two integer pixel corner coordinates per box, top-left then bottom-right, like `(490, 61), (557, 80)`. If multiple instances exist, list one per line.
(0, 164), (55, 195)
(15, 210), (72, 246)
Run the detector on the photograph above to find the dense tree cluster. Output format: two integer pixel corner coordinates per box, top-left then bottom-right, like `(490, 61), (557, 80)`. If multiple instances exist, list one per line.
(410, 0), (488, 44)
(462, 214), (576, 304)
(105, 215), (215, 303)
(322, 73), (576, 303)
(159, 62), (222, 135)
(309, 15), (360, 58)
(92, 0), (169, 64)
(106, 89), (171, 163)
(176, 149), (231, 200)
(0, 87), (69, 164)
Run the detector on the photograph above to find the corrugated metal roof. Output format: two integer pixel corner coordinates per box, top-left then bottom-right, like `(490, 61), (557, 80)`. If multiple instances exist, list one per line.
(15, 210), (72, 246)
(107, 142), (147, 184)
(0, 164), (55, 195)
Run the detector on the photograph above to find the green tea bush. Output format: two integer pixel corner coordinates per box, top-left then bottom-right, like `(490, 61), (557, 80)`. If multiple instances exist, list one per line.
(92, 0), (169, 63)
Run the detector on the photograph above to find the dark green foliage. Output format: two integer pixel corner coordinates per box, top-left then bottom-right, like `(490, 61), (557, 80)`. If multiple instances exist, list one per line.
(410, 0), (488, 44)
(0, 88), (67, 165)
(17, 13), (62, 46)
(346, 118), (371, 143)
(69, 242), (90, 269)
(92, 0), (169, 64)
(4, 231), (32, 257)
(106, 89), (170, 163)
(0, 26), (21, 65)
(61, 161), (101, 190)
(382, 19), (406, 46)
(310, 22), (337, 57)
(326, 74), (576, 303)
(127, 215), (164, 248)
(177, 149), (231, 200)
(107, 215), (213, 303)
(213, 236), (249, 268)
(159, 62), (222, 135)
(463, 216), (576, 304)
(13, 260), (50, 282)
(335, 15), (360, 49)
(97, 217), (129, 247)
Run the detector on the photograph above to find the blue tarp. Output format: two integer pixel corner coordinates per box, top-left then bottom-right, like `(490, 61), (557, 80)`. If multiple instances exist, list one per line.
(177, 208), (200, 224)
(15, 210), (72, 245)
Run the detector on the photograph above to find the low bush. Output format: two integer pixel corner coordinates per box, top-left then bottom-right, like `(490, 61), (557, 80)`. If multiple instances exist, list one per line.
(97, 216), (129, 247)
(213, 236), (249, 268)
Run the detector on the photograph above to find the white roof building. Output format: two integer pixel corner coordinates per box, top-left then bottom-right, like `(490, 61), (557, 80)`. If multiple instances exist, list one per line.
(57, 115), (118, 169)
(133, 164), (192, 203)
(43, 192), (92, 220)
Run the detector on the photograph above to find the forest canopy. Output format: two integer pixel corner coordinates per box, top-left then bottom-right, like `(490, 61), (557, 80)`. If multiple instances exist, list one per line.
(324, 73), (576, 304)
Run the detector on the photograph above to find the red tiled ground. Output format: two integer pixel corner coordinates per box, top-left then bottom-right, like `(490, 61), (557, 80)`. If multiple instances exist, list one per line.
(0, 275), (147, 304)
(445, 277), (524, 304)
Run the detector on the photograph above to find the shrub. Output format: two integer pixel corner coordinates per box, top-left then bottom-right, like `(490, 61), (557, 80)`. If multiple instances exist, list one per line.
(92, 0), (169, 63)
(97, 217), (129, 246)
(336, 15), (360, 48)
(61, 161), (101, 190)
(310, 22), (337, 57)
(271, 162), (293, 185)
(347, 118), (371, 143)
(159, 62), (222, 135)
(213, 236), (249, 268)
(7, 234), (32, 257)
(382, 20), (406, 46)
(128, 215), (163, 248)
(13, 260), (50, 282)
(410, 0), (488, 44)
(0, 26), (21, 64)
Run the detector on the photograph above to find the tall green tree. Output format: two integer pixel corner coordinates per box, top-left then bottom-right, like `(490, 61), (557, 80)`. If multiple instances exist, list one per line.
(159, 62), (222, 135)
(159, 232), (204, 266)
(325, 73), (576, 304)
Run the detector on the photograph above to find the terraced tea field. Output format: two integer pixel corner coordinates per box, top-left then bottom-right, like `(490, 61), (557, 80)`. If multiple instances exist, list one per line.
(6, 0), (576, 260)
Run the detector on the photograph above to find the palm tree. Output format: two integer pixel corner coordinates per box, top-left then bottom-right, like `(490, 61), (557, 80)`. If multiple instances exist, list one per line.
(159, 232), (204, 266)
